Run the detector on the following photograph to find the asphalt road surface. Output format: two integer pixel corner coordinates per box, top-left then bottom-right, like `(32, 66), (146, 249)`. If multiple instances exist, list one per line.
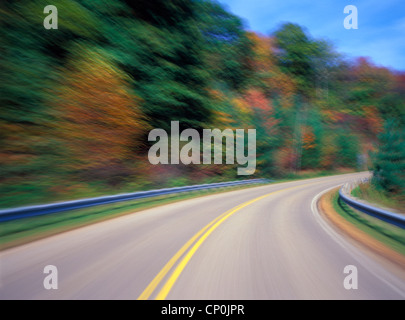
(1, 172), (404, 299)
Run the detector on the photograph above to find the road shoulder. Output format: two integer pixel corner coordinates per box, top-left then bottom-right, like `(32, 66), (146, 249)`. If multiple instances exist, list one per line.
(319, 187), (405, 270)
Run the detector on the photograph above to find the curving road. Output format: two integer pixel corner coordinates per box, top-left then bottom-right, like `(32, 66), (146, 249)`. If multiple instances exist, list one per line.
(1, 172), (404, 299)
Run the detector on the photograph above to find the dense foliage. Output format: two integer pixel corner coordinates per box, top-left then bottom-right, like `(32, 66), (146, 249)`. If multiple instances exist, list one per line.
(1, 0), (404, 207)
(371, 120), (405, 201)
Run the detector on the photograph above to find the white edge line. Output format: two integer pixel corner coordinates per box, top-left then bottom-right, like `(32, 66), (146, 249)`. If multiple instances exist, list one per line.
(311, 185), (405, 298)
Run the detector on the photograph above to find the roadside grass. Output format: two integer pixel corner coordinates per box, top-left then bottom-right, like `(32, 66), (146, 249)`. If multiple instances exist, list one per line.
(0, 170), (361, 250)
(332, 190), (405, 255)
(0, 169), (358, 210)
(351, 182), (404, 213)
(0, 183), (268, 250)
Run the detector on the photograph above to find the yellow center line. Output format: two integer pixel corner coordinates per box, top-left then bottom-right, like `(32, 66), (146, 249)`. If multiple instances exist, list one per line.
(138, 182), (314, 300)
(137, 203), (246, 300)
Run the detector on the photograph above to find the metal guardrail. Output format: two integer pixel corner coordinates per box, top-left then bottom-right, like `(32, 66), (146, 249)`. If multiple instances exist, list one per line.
(0, 179), (269, 222)
(339, 182), (405, 229)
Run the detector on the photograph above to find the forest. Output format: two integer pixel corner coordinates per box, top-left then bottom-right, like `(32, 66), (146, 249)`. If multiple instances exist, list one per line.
(1, 0), (404, 208)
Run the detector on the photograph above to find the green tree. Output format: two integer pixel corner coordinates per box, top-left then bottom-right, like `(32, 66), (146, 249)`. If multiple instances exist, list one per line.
(274, 23), (316, 99)
(107, 0), (215, 132)
(335, 132), (359, 169)
(196, 0), (253, 91)
(301, 110), (323, 169)
(371, 120), (405, 197)
(274, 23), (338, 100)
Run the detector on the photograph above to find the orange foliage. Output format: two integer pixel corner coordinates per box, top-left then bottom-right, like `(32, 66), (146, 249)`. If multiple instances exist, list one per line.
(0, 120), (46, 178)
(247, 32), (295, 107)
(320, 110), (343, 123)
(243, 88), (270, 111)
(212, 109), (235, 127)
(243, 88), (278, 134)
(362, 105), (383, 135)
(351, 57), (396, 97)
(247, 32), (275, 72)
(319, 136), (337, 169)
(302, 126), (316, 150)
(53, 47), (147, 177)
(274, 145), (296, 172)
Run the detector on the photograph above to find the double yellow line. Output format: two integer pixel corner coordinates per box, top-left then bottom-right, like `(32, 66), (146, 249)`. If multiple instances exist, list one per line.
(138, 183), (309, 300)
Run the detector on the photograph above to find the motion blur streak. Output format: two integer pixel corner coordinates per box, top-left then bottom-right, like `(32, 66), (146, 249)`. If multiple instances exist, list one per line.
(1, 1), (404, 210)
(1, 0), (404, 301)
(1, 173), (404, 299)
(153, 184), (308, 300)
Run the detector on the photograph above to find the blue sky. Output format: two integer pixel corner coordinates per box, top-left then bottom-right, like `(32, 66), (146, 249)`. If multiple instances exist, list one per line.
(219, 0), (405, 71)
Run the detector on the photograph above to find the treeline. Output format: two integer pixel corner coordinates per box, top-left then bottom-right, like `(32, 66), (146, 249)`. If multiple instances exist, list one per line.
(1, 0), (404, 207)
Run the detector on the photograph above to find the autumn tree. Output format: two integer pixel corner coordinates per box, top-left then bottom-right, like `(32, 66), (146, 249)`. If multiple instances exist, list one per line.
(247, 32), (295, 107)
(242, 88), (280, 176)
(52, 47), (147, 185)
